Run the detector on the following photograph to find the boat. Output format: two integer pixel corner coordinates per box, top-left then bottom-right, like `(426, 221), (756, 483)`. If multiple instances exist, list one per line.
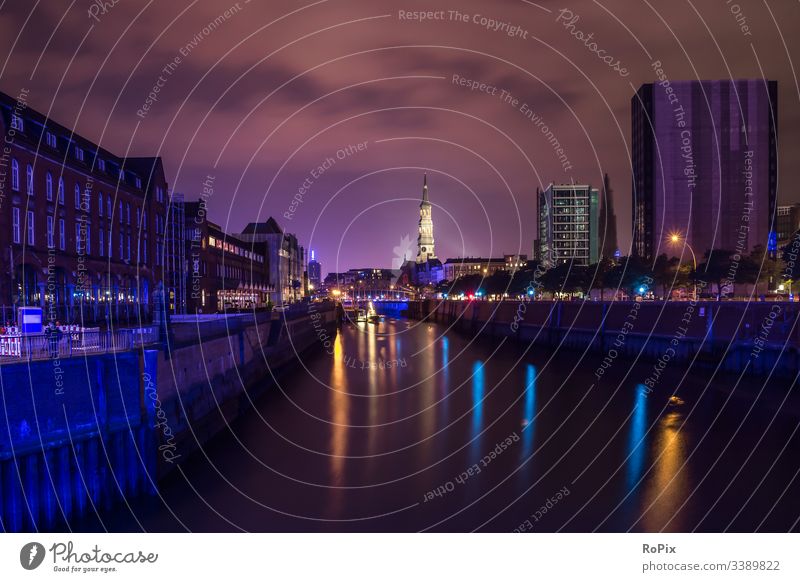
(366, 300), (383, 323)
(668, 395), (685, 407)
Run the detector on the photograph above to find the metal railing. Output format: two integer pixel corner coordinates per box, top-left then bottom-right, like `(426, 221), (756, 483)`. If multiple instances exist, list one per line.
(0, 327), (159, 362)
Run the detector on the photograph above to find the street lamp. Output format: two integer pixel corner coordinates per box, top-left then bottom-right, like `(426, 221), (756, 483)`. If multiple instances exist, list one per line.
(668, 232), (697, 301)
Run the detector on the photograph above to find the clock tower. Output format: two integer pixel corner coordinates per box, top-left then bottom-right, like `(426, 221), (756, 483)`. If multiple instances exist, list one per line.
(416, 174), (436, 263)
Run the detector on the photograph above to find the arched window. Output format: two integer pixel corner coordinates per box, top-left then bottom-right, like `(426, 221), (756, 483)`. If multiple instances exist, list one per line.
(58, 177), (65, 205)
(74, 183), (81, 209)
(26, 164), (33, 195)
(46, 172), (53, 201)
(98, 191), (103, 216)
(11, 159), (19, 191)
(107, 195), (112, 218)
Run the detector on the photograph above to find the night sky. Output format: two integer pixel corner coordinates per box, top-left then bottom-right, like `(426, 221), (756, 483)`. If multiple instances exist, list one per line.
(2, 0), (798, 273)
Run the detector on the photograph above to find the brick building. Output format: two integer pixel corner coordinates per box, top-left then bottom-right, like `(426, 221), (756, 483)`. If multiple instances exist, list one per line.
(183, 200), (272, 313)
(0, 90), (168, 325)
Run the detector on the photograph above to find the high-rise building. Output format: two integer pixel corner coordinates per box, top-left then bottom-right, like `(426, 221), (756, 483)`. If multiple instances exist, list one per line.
(776, 203), (800, 248)
(537, 183), (599, 267)
(599, 173), (619, 259)
(416, 174), (436, 263)
(632, 79), (777, 260)
(307, 250), (321, 290)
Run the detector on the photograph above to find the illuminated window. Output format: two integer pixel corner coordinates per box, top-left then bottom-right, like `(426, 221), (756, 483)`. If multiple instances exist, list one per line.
(12, 207), (20, 243)
(11, 159), (19, 191)
(26, 164), (33, 195)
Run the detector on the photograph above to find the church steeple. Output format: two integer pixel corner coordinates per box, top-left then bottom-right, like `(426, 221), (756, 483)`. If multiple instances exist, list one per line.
(416, 174), (436, 263)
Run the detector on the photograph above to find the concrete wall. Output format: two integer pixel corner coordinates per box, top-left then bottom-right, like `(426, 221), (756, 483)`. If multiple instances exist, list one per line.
(146, 305), (337, 478)
(408, 299), (800, 377)
(0, 304), (338, 531)
(0, 351), (156, 532)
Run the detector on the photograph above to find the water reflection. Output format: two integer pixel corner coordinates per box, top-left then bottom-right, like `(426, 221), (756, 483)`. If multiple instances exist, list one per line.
(641, 411), (689, 531)
(627, 385), (648, 490)
(328, 332), (348, 518)
(521, 364), (537, 460)
(439, 337), (450, 422)
(470, 360), (485, 462)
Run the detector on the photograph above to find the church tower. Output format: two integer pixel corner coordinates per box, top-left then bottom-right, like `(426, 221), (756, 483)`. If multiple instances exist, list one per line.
(416, 174), (436, 263)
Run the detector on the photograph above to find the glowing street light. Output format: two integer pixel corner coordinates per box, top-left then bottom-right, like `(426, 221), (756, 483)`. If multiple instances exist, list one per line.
(668, 231), (697, 300)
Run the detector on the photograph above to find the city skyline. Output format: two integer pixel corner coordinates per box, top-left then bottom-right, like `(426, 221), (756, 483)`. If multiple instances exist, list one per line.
(1, 1), (798, 271)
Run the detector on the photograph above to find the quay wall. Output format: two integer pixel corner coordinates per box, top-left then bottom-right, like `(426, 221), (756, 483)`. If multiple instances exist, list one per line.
(406, 299), (800, 378)
(0, 304), (337, 531)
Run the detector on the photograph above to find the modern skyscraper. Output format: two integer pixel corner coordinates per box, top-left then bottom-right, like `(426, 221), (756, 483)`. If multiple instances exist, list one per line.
(599, 173), (619, 259)
(416, 174), (436, 263)
(537, 183), (599, 267)
(776, 203), (800, 248)
(632, 79), (777, 260)
(308, 250), (321, 290)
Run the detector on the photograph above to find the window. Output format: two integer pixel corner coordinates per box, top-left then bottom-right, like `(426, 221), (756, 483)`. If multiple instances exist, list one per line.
(58, 177), (64, 205)
(119, 232), (123, 259)
(156, 186), (164, 203)
(98, 228), (104, 257)
(46, 172), (53, 201)
(107, 229), (112, 257)
(119, 201), (123, 224)
(98, 192), (103, 216)
(25, 164), (33, 195)
(46, 132), (57, 148)
(107, 195), (112, 218)
(143, 211), (147, 231)
(126, 203), (130, 225)
(118, 168), (125, 181)
(26, 210), (34, 245)
(59, 219), (65, 250)
(135, 207), (140, 227)
(135, 176), (142, 189)
(11, 115), (23, 131)
(12, 207), (20, 243)
(97, 158), (105, 172)
(47, 215), (54, 248)
(86, 223), (91, 255)
(75, 223), (83, 253)
(75, 183), (81, 209)
(126, 234), (131, 261)
(11, 159), (19, 191)
(143, 235), (148, 263)
(74, 145), (84, 162)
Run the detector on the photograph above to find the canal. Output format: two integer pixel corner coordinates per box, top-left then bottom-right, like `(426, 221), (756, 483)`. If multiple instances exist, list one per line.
(82, 317), (800, 532)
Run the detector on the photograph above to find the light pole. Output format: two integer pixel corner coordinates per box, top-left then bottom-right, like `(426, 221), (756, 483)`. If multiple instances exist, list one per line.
(669, 233), (697, 301)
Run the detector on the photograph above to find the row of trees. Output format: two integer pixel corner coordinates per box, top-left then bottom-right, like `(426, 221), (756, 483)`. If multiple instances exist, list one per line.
(441, 240), (800, 300)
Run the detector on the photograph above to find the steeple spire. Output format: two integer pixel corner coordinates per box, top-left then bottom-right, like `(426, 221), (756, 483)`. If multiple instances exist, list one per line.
(416, 173), (436, 263)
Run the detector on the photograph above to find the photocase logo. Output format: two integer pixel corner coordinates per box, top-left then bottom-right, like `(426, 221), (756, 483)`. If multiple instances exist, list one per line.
(20, 542), (46, 570)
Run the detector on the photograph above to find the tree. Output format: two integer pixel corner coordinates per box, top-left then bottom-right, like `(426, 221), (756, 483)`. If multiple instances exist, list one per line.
(694, 250), (736, 300)
(781, 230), (800, 294)
(651, 254), (681, 299)
(588, 258), (615, 300)
(601, 256), (651, 298)
(541, 261), (591, 298)
(748, 245), (784, 288)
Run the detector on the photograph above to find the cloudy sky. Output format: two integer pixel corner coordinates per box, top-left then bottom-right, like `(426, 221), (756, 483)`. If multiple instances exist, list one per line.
(2, 0), (798, 272)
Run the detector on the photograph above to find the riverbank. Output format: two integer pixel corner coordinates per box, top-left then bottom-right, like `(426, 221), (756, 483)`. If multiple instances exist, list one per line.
(405, 299), (800, 379)
(0, 303), (338, 531)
